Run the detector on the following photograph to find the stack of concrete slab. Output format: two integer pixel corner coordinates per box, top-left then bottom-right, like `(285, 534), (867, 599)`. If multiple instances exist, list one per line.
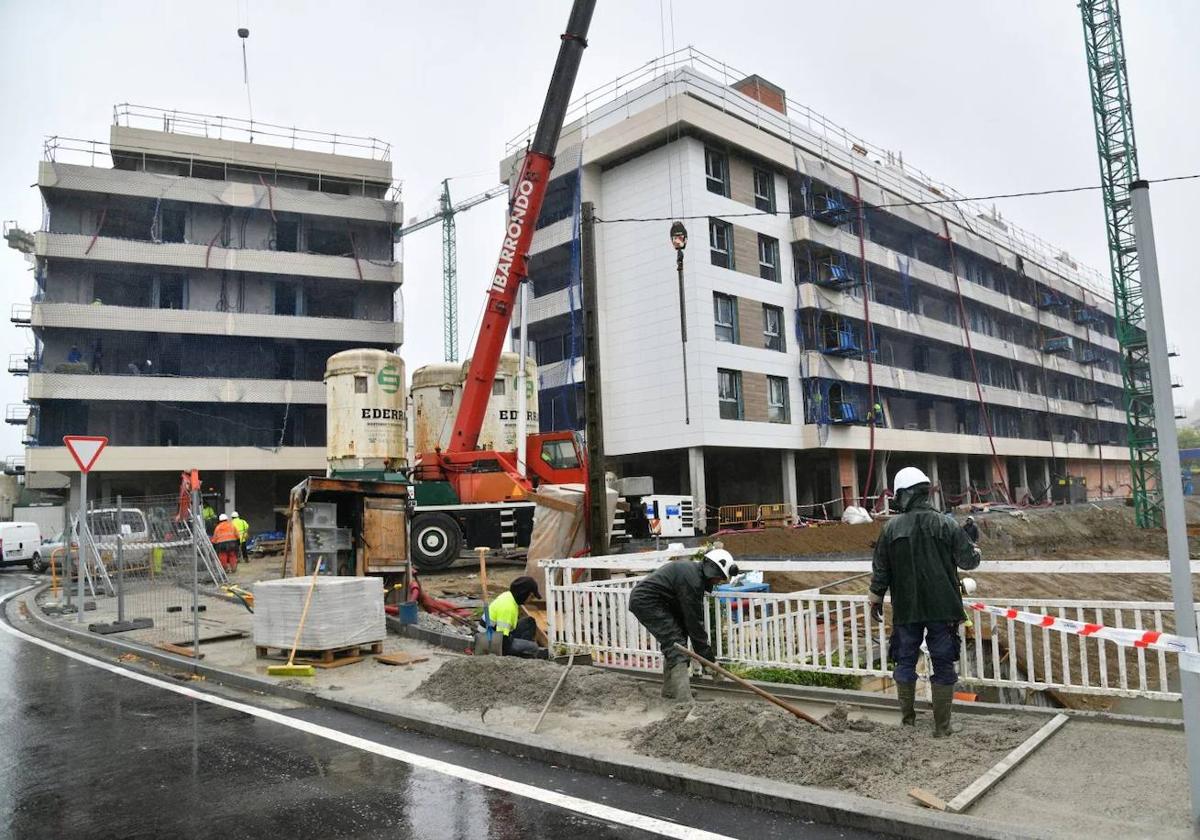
(253, 575), (384, 651)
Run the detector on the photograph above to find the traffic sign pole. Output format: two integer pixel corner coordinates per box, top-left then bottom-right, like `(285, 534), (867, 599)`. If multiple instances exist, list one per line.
(62, 436), (108, 624)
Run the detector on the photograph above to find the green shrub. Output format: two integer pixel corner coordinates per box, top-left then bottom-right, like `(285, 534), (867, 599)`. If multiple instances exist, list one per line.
(728, 663), (861, 691)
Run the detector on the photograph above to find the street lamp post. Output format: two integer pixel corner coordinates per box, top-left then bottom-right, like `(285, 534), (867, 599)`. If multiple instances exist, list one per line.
(671, 221), (690, 424)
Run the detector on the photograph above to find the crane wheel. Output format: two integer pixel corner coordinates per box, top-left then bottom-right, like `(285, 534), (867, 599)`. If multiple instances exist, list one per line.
(411, 513), (462, 572)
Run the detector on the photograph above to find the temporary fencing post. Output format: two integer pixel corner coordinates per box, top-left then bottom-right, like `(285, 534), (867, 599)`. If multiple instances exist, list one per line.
(116, 494), (125, 624)
(191, 485), (201, 657)
(1130, 180), (1200, 823)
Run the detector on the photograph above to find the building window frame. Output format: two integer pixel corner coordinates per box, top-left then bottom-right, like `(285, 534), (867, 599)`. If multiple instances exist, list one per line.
(758, 234), (780, 282)
(763, 304), (785, 351)
(767, 375), (790, 423)
(753, 168), (776, 213)
(709, 218), (733, 269)
(718, 368), (744, 420)
(705, 147), (729, 196)
(713, 293), (738, 343)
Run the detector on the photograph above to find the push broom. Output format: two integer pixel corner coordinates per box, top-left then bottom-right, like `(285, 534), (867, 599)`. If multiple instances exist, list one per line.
(267, 559), (323, 678)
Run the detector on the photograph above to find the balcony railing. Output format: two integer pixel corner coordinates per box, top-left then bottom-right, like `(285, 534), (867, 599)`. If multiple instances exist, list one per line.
(5, 404), (31, 425)
(10, 303), (31, 325)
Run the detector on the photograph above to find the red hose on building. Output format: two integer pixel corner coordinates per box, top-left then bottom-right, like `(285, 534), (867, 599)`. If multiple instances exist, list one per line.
(851, 174), (878, 506)
(941, 219), (1011, 503)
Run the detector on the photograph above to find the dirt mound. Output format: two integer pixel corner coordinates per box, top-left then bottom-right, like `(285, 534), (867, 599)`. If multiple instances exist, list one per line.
(412, 656), (664, 712)
(976, 505), (1164, 558)
(720, 521), (883, 557)
(632, 701), (1039, 802)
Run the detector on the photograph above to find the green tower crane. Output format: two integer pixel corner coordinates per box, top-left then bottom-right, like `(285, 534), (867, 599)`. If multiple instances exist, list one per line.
(397, 180), (508, 362)
(1080, 0), (1160, 527)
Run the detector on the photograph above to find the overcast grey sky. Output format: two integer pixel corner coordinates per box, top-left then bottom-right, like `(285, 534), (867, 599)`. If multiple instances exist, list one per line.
(1, 1), (1197, 458)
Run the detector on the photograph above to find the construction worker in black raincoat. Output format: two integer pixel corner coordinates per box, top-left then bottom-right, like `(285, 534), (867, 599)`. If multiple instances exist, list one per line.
(870, 466), (980, 736)
(628, 549), (738, 700)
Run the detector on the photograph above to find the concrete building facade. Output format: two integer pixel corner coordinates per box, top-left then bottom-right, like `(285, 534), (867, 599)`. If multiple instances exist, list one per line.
(503, 50), (1130, 526)
(13, 107), (402, 529)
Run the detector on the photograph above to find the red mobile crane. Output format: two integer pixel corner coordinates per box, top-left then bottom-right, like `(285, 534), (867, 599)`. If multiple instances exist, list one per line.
(409, 0), (598, 568)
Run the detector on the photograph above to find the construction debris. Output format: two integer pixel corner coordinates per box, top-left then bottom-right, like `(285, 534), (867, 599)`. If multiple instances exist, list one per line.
(632, 701), (1040, 803)
(413, 656), (664, 712)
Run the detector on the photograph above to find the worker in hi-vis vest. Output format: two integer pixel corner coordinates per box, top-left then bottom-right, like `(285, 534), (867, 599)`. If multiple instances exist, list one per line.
(480, 576), (544, 658)
(231, 511), (250, 563)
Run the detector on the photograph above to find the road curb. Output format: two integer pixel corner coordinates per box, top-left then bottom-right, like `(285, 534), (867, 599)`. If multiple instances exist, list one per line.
(1, 586), (1117, 840)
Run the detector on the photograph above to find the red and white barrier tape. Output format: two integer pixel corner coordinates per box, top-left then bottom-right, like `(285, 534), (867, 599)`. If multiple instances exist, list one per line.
(968, 602), (1197, 656)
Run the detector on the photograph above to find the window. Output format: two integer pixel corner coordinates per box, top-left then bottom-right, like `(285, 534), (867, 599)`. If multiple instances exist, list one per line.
(540, 439), (580, 470)
(753, 169), (776, 213)
(709, 218), (732, 269)
(763, 305), (785, 351)
(492, 379), (506, 396)
(718, 369), (743, 420)
(758, 234), (780, 282)
(705, 147), (729, 196)
(768, 376), (790, 423)
(274, 217), (300, 252)
(354, 375), (368, 394)
(713, 293), (738, 343)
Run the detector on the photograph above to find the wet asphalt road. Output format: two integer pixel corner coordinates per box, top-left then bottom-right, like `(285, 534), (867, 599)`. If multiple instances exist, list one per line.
(0, 572), (889, 840)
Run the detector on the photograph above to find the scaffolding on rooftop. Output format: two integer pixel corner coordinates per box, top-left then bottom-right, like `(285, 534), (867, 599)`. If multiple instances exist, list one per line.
(505, 46), (1111, 302)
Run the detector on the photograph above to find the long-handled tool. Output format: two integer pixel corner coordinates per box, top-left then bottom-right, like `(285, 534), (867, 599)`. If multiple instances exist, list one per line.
(267, 560), (323, 678)
(673, 644), (834, 733)
(532, 652), (575, 734)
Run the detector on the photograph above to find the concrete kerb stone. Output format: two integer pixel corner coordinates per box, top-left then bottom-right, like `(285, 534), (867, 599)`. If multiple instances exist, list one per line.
(5, 585), (1167, 839)
(386, 615), (471, 652)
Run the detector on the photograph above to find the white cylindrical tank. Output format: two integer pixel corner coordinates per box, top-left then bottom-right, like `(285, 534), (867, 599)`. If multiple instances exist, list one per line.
(410, 362), (461, 457)
(325, 349), (407, 474)
(410, 353), (539, 453)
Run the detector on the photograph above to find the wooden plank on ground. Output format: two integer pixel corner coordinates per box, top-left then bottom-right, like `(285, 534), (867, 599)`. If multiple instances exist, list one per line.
(907, 788), (947, 811)
(156, 641), (204, 659)
(522, 604), (550, 646)
(945, 713), (1069, 814)
(374, 652), (430, 666)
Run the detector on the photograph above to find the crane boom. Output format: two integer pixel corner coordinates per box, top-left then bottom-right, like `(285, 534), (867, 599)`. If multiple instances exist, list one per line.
(395, 184), (507, 238)
(447, 0), (596, 454)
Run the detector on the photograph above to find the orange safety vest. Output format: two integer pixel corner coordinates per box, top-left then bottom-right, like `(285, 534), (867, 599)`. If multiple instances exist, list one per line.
(212, 520), (239, 544)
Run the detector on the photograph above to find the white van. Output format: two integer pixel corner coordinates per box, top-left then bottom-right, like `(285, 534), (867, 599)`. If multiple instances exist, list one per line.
(0, 522), (43, 570)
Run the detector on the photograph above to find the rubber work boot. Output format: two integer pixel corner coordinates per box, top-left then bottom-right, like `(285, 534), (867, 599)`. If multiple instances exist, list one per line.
(663, 663), (694, 701)
(931, 683), (960, 737)
(660, 659), (671, 698)
(896, 681), (917, 726)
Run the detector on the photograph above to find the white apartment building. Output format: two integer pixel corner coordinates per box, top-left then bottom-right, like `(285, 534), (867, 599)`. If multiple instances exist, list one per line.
(11, 106), (402, 529)
(503, 50), (1130, 523)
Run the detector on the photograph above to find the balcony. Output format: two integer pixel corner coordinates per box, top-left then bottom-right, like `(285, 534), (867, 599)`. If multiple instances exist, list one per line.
(2, 456), (24, 476)
(26, 445), (326, 475)
(1042, 335), (1074, 356)
(7, 353), (34, 375)
(10, 303), (31, 325)
(36, 231), (402, 286)
(30, 302), (402, 345)
(6, 405), (31, 425)
(28, 372), (327, 405)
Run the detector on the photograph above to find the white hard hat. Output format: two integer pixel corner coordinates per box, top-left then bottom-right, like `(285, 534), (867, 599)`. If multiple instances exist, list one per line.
(704, 548), (739, 581)
(218, 513), (229, 521)
(893, 466), (931, 493)
(232, 511), (240, 518)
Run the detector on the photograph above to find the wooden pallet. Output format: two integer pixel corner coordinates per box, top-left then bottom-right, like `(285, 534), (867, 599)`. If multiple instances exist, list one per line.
(255, 640), (383, 669)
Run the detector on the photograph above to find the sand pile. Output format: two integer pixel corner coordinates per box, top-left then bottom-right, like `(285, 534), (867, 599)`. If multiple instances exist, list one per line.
(976, 505), (1164, 558)
(413, 656), (664, 712)
(720, 521), (883, 558)
(632, 701), (1039, 802)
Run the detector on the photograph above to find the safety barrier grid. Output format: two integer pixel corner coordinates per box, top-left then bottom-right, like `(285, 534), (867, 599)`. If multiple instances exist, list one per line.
(543, 558), (1197, 701)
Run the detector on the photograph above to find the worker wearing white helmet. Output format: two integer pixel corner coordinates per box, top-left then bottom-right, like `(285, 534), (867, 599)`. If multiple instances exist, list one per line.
(869, 466), (980, 736)
(628, 548), (739, 700)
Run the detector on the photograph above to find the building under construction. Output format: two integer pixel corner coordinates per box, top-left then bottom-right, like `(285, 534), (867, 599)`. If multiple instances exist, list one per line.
(11, 106), (402, 529)
(505, 49), (1132, 519)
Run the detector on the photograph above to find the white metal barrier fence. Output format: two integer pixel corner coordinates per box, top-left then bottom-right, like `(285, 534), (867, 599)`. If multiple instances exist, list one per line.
(545, 566), (1194, 701)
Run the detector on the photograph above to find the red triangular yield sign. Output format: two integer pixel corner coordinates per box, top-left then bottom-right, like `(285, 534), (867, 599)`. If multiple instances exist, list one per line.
(63, 435), (108, 473)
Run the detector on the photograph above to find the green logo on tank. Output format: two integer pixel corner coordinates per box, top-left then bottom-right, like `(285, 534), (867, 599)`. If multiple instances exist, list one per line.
(377, 364), (401, 394)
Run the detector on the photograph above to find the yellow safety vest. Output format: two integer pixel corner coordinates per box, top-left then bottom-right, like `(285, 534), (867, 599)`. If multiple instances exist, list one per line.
(487, 591), (519, 636)
(232, 517), (249, 542)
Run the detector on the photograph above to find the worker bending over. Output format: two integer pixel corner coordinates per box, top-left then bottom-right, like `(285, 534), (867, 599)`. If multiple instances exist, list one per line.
(484, 576), (545, 658)
(870, 467), (980, 736)
(629, 549), (738, 700)
(211, 514), (240, 573)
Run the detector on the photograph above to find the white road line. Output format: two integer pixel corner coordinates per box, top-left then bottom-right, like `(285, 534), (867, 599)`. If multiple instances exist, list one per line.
(0, 587), (731, 840)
